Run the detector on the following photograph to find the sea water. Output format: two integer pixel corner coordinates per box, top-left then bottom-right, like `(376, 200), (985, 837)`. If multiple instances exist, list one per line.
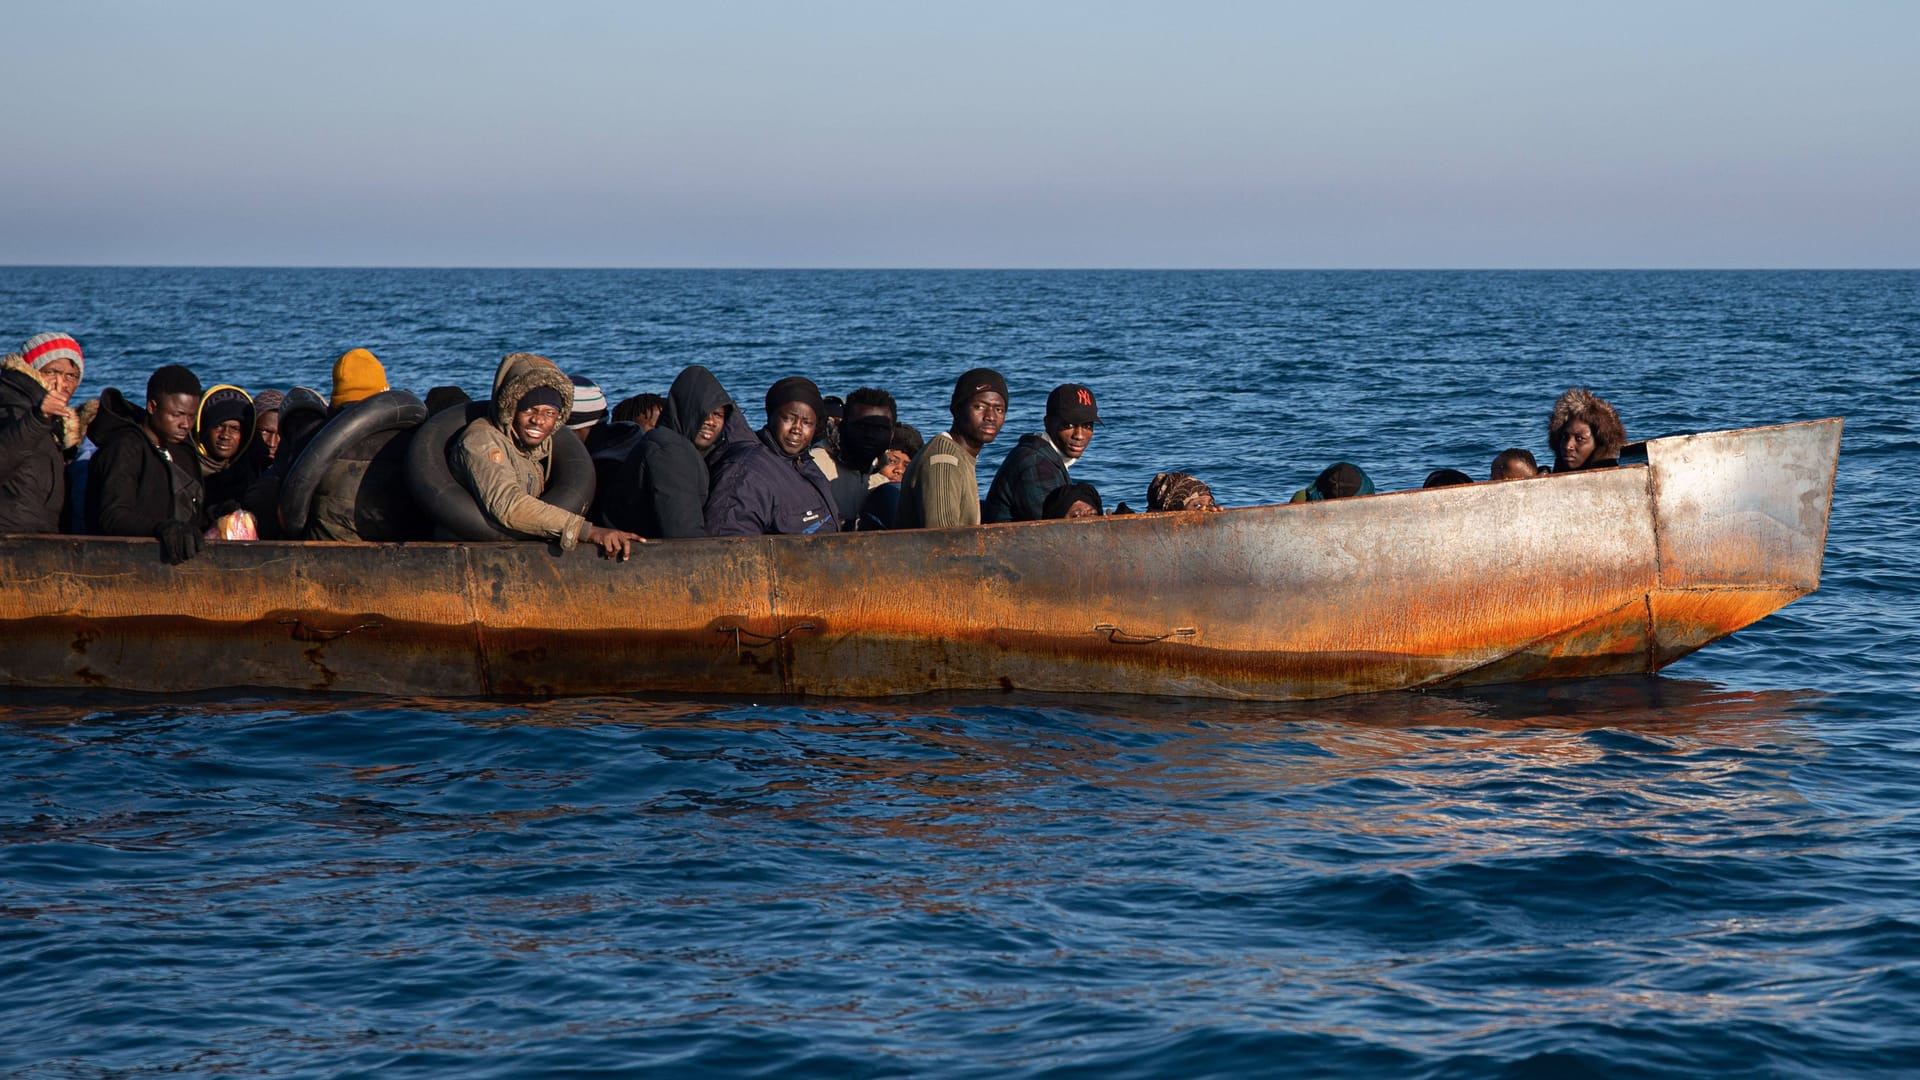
(2, 269), (1916, 1077)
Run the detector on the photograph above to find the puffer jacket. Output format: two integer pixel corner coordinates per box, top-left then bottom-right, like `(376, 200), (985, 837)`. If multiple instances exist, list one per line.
(602, 365), (745, 538)
(85, 387), (206, 537)
(705, 427), (840, 536)
(0, 356), (84, 533)
(449, 353), (590, 547)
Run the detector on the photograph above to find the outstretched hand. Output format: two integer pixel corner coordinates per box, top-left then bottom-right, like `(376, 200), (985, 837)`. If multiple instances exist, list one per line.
(585, 524), (644, 561)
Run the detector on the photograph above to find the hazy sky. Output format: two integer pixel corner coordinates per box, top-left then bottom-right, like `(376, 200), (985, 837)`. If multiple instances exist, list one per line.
(5, 0), (1915, 267)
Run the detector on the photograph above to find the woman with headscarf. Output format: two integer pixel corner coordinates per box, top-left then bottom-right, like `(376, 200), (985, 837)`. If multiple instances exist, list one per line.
(1548, 387), (1626, 472)
(1148, 471), (1222, 513)
(239, 387), (328, 539)
(451, 352), (642, 559)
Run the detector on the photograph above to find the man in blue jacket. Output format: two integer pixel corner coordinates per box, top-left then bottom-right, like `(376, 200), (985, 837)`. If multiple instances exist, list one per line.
(704, 376), (839, 536)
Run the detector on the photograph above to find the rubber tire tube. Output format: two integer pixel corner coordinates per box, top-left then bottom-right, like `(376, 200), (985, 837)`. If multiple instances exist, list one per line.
(279, 389), (427, 538)
(404, 401), (597, 541)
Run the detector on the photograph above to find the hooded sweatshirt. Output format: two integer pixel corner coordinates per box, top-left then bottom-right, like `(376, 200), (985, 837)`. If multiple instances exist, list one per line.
(602, 365), (742, 538)
(587, 419), (646, 524)
(85, 387), (206, 537)
(0, 355), (86, 533)
(193, 384), (259, 509)
(450, 353), (592, 548)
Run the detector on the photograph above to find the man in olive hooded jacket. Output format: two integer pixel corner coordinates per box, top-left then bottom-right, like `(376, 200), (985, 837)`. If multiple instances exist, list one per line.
(450, 352), (640, 559)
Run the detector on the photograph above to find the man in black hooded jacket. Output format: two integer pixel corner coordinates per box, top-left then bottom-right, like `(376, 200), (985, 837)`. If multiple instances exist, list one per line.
(600, 365), (749, 538)
(86, 364), (210, 563)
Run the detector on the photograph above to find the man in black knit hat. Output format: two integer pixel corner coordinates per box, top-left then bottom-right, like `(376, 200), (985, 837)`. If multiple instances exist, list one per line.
(898, 367), (1006, 529)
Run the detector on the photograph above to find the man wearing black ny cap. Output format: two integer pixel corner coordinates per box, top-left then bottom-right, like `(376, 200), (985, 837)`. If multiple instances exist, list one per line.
(982, 382), (1099, 523)
(898, 367), (1006, 529)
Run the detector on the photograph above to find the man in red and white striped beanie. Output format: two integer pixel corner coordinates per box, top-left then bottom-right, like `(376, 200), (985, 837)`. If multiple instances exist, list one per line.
(19, 332), (84, 381)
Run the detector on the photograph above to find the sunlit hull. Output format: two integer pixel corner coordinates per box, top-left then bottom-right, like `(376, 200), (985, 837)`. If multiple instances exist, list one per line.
(0, 420), (1841, 700)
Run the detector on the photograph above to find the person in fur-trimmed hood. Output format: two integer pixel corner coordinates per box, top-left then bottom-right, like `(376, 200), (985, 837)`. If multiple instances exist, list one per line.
(451, 352), (642, 559)
(0, 334), (89, 533)
(1548, 387), (1626, 472)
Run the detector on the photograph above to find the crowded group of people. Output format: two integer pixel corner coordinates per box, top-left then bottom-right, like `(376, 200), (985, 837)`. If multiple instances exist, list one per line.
(0, 331), (1629, 562)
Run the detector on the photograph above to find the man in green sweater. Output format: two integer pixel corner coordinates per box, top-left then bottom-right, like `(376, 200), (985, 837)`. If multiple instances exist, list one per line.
(897, 368), (1006, 529)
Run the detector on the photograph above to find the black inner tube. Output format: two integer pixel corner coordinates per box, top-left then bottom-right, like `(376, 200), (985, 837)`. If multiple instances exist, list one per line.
(405, 401), (596, 541)
(279, 389), (427, 537)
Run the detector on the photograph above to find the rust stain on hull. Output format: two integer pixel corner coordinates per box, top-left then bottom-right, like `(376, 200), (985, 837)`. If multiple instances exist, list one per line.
(0, 420), (1841, 702)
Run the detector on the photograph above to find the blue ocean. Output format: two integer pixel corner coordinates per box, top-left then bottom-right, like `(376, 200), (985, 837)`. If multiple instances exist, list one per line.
(2, 268), (1916, 1078)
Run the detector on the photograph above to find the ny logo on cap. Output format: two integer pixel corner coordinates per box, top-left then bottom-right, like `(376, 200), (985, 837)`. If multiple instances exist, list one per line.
(1077, 389), (1093, 406)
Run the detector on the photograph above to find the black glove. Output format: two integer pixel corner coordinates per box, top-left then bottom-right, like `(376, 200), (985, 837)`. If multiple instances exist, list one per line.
(154, 519), (204, 565)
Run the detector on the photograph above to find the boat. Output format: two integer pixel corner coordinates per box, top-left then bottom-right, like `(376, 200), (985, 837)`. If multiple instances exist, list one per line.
(0, 418), (1841, 701)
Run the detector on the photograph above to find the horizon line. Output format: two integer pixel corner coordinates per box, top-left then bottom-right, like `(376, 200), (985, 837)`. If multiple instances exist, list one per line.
(3, 264), (1915, 273)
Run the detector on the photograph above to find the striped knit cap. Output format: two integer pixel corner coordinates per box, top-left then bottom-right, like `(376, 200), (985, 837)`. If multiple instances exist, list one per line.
(568, 374), (608, 429)
(20, 333), (83, 379)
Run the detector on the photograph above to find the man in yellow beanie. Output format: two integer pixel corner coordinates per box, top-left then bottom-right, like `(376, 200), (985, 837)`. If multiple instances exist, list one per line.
(305, 348), (425, 541)
(330, 348), (388, 408)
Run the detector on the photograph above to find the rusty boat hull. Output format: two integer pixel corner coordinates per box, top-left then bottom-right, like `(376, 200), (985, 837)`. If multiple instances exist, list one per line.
(0, 419), (1841, 701)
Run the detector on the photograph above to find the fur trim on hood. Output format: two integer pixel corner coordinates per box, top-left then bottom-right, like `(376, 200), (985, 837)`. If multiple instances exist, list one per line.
(4, 354), (86, 451)
(491, 352), (575, 437)
(72, 397), (100, 451)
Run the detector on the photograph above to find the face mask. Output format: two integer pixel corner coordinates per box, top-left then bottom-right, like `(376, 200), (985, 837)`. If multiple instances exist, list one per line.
(838, 415), (894, 472)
